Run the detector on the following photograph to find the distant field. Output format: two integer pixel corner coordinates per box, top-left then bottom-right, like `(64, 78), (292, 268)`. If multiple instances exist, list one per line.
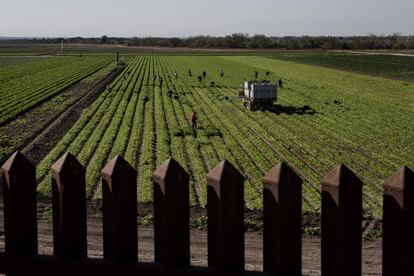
(0, 43), (325, 56)
(0, 56), (50, 68)
(268, 52), (414, 82)
(31, 55), (414, 218)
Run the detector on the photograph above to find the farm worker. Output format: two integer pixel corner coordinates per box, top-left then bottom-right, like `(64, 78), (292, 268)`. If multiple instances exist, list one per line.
(278, 79), (283, 89)
(254, 71), (259, 79)
(188, 69), (192, 77)
(106, 84), (110, 91)
(153, 74), (158, 82)
(167, 90), (173, 98)
(190, 111), (198, 130)
(265, 71), (271, 77)
(159, 77), (163, 87)
(220, 68), (224, 77)
(202, 70), (207, 79)
(174, 72), (178, 80)
(197, 76), (202, 82)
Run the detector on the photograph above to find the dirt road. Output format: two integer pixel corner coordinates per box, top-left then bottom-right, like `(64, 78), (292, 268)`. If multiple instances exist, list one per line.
(0, 209), (382, 275)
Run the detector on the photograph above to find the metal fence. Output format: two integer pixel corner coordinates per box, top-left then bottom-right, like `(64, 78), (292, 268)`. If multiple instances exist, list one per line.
(0, 150), (412, 275)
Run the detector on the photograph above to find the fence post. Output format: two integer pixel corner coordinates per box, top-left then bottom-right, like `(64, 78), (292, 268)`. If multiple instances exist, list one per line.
(0, 151), (37, 255)
(262, 162), (302, 275)
(101, 155), (137, 262)
(207, 160), (244, 271)
(321, 164), (362, 276)
(152, 158), (190, 267)
(383, 166), (414, 276)
(51, 152), (87, 258)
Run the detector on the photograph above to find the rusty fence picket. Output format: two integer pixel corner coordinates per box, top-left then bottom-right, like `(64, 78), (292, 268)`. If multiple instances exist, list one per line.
(153, 158), (190, 267)
(101, 155), (138, 262)
(321, 165), (363, 276)
(0, 151), (38, 257)
(0, 151), (413, 275)
(262, 162), (302, 276)
(207, 160), (245, 272)
(383, 166), (414, 276)
(51, 152), (87, 259)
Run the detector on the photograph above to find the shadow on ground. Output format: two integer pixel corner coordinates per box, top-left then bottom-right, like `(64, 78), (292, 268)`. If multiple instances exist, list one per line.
(266, 104), (319, 115)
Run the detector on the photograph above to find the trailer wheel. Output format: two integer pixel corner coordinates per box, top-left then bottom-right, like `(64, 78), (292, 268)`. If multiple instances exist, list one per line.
(250, 102), (257, 111)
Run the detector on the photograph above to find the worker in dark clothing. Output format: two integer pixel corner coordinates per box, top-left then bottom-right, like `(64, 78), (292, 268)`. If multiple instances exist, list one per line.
(167, 90), (173, 98)
(278, 79), (283, 89)
(188, 69), (192, 77)
(254, 71), (259, 79)
(265, 71), (271, 77)
(220, 68), (224, 77)
(202, 70), (207, 80)
(143, 95), (149, 102)
(197, 76), (202, 82)
(190, 111), (198, 130)
(159, 77), (163, 88)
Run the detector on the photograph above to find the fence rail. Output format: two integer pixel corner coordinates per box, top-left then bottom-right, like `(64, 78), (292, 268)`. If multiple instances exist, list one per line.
(0, 150), (413, 275)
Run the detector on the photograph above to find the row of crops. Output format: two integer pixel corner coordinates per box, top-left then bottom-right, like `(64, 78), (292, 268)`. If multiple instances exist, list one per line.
(36, 55), (414, 217)
(0, 56), (113, 126)
(0, 56), (47, 69)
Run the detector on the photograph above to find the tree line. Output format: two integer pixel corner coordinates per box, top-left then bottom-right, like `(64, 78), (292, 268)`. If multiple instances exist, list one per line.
(6, 33), (414, 50)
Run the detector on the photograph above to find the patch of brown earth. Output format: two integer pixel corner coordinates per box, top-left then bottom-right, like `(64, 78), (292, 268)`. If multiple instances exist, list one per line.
(0, 199), (381, 275)
(0, 65), (124, 165)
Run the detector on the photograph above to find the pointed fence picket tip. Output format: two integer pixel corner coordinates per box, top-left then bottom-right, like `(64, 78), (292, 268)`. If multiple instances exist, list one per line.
(1, 151), (34, 175)
(101, 155), (136, 179)
(152, 157), (189, 183)
(0, 150), (38, 256)
(207, 160), (243, 183)
(262, 162), (302, 186)
(322, 164), (363, 188)
(51, 152), (84, 177)
(384, 166), (414, 193)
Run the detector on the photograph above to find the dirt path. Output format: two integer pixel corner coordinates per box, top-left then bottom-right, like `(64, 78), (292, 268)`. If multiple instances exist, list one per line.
(18, 65), (124, 164)
(0, 64), (125, 165)
(0, 200), (381, 275)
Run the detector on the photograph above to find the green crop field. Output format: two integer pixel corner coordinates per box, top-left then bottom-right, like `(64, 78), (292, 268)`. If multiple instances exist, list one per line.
(32, 55), (414, 217)
(268, 52), (414, 82)
(0, 56), (50, 68)
(0, 56), (113, 126)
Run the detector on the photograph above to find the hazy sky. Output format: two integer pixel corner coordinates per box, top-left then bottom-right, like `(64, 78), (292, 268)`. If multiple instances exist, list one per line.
(1, 0), (413, 37)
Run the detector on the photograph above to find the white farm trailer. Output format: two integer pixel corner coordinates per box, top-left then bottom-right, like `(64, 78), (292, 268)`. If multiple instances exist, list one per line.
(238, 81), (278, 111)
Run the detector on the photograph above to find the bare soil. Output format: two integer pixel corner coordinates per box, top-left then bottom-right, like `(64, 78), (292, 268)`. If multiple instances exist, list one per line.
(0, 198), (381, 275)
(0, 65), (124, 165)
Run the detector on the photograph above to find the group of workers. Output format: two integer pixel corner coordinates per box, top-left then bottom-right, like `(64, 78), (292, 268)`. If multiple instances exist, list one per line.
(193, 69), (226, 82)
(146, 68), (283, 134)
(254, 70), (283, 88)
